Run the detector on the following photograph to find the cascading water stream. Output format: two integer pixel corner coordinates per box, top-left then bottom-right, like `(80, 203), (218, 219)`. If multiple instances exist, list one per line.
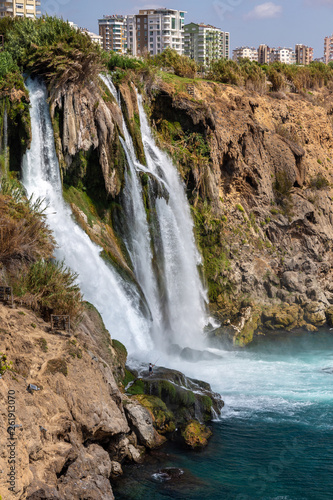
(137, 95), (208, 347)
(100, 73), (164, 344)
(21, 77), (153, 352)
(100, 74), (208, 348)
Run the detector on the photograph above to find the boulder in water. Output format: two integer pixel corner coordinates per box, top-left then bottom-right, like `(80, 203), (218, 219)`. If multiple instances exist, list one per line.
(181, 420), (213, 449)
(180, 346), (223, 362)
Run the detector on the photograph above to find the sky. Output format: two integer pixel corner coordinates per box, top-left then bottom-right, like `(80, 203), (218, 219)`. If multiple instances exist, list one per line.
(41, 0), (333, 59)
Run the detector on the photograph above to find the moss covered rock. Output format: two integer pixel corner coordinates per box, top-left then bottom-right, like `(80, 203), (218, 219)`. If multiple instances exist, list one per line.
(135, 394), (176, 434)
(304, 302), (326, 326)
(181, 420), (212, 449)
(262, 304), (304, 331)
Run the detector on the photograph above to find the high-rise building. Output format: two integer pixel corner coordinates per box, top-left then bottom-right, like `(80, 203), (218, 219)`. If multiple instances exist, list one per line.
(324, 35), (333, 64)
(98, 15), (127, 54)
(295, 44), (313, 65)
(184, 23), (229, 66)
(99, 9), (185, 56)
(233, 46), (258, 62)
(127, 8), (186, 56)
(0, 0), (41, 18)
(258, 44), (274, 64)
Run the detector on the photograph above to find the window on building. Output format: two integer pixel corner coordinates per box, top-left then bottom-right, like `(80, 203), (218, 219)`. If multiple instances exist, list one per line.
(172, 18), (175, 29)
(150, 37), (153, 42)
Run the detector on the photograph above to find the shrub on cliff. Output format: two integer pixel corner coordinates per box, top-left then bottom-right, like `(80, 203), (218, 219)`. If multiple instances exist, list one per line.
(4, 16), (103, 87)
(15, 260), (82, 318)
(0, 177), (82, 318)
(152, 48), (197, 78)
(0, 178), (54, 264)
(208, 59), (243, 86)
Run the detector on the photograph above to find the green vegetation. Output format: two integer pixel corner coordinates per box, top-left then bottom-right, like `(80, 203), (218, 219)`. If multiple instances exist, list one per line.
(112, 339), (127, 366)
(1, 16), (103, 87)
(0, 352), (13, 375)
(157, 118), (210, 181)
(208, 58), (266, 91)
(310, 173), (330, 190)
(0, 176), (82, 319)
(126, 378), (145, 395)
(191, 201), (232, 302)
(15, 260), (82, 318)
(37, 338), (48, 352)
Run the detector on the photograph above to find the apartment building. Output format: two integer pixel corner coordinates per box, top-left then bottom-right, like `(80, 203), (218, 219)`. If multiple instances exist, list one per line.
(233, 46), (258, 62)
(184, 23), (229, 66)
(0, 0), (41, 18)
(295, 44), (313, 65)
(271, 47), (296, 65)
(258, 44), (274, 64)
(98, 15), (127, 53)
(126, 8), (186, 56)
(324, 34), (333, 64)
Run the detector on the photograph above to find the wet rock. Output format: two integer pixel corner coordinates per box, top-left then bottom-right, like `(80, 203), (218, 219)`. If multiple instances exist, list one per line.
(135, 394), (176, 434)
(179, 346), (223, 362)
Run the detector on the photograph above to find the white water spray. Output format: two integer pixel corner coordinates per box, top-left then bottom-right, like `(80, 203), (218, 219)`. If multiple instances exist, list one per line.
(21, 77), (152, 351)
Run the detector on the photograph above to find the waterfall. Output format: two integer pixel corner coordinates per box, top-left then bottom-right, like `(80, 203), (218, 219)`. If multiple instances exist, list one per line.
(21, 77), (152, 352)
(137, 95), (208, 347)
(22, 74), (208, 356)
(101, 75), (208, 348)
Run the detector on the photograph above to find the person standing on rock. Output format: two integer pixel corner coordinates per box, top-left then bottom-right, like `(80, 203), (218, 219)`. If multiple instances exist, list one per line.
(149, 363), (153, 376)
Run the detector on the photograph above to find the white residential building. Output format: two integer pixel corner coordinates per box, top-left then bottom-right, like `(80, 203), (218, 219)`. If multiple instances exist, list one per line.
(233, 46), (258, 62)
(271, 47), (296, 65)
(126, 8), (186, 56)
(0, 0), (41, 18)
(184, 23), (229, 66)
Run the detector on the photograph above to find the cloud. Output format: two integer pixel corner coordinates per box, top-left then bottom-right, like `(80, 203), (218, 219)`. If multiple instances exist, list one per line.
(245, 2), (282, 20)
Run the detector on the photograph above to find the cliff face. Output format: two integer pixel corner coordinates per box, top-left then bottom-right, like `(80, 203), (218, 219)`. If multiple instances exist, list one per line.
(145, 77), (333, 344)
(0, 302), (163, 499)
(41, 73), (333, 345)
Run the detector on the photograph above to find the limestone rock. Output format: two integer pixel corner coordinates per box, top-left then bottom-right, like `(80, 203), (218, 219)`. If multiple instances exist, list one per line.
(304, 302), (326, 326)
(124, 401), (165, 449)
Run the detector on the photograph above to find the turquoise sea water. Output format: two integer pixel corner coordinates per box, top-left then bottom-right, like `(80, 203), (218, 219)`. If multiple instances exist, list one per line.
(114, 331), (333, 499)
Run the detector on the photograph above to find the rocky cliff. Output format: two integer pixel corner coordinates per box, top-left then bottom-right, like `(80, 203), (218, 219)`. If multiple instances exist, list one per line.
(6, 70), (333, 349)
(0, 302), (153, 499)
(0, 299), (221, 499)
(143, 75), (333, 345)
